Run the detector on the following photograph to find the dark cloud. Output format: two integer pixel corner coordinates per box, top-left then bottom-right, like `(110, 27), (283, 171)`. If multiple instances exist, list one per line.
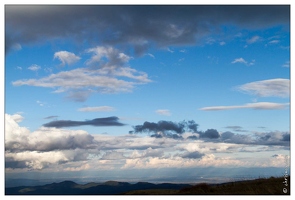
(43, 116), (125, 128)
(220, 131), (290, 146)
(5, 5), (289, 54)
(225, 126), (248, 132)
(199, 129), (220, 139)
(151, 132), (183, 139)
(187, 135), (199, 140)
(44, 115), (58, 120)
(179, 151), (204, 159)
(130, 120), (198, 138)
(282, 133), (290, 141)
(5, 159), (28, 169)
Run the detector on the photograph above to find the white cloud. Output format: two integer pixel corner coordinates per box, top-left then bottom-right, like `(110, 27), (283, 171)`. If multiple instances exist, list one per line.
(237, 78), (290, 98)
(12, 66), (151, 102)
(16, 66), (22, 70)
(28, 64), (41, 71)
(10, 113), (24, 123)
(78, 106), (115, 112)
(5, 114), (97, 152)
(231, 58), (247, 64)
(231, 57), (254, 66)
(122, 154), (245, 169)
(54, 51), (80, 66)
(247, 35), (260, 44)
(36, 100), (45, 106)
(5, 113), (290, 172)
(167, 48), (174, 53)
(12, 46), (151, 101)
(155, 109), (171, 116)
(268, 40), (280, 44)
(12, 43), (22, 51)
(282, 61), (290, 68)
(219, 41), (226, 46)
(86, 46), (132, 66)
(146, 53), (155, 58)
(200, 102), (289, 111)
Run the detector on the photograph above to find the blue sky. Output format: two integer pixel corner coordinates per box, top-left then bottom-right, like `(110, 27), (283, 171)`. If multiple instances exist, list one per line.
(4, 4), (291, 184)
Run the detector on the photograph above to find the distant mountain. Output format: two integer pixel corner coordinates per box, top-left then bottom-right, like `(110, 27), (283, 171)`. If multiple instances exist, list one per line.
(5, 180), (191, 195)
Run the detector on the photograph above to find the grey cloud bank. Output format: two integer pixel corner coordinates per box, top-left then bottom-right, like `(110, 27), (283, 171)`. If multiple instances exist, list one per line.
(5, 5), (289, 54)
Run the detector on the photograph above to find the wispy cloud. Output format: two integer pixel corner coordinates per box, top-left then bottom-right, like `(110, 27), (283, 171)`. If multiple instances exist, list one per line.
(231, 58), (247, 64)
(44, 115), (59, 120)
(28, 64), (41, 71)
(225, 126), (248, 132)
(54, 51), (81, 66)
(282, 61), (290, 68)
(219, 41), (226, 46)
(86, 46), (132, 66)
(200, 102), (289, 111)
(231, 58), (255, 66)
(155, 109), (171, 116)
(12, 46), (151, 102)
(146, 53), (155, 58)
(236, 78), (290, 97)
(78, 106), (115, 112)
(167, 48), (174, 53)
(268, 40), (280, 44)
(247, 35), (260, 44)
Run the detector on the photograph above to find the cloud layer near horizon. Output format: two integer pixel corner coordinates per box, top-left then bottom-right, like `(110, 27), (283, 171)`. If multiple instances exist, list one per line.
(5, 113), (289, 171)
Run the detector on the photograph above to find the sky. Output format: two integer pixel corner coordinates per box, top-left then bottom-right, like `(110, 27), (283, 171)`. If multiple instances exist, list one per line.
(4, 4), (291, 185)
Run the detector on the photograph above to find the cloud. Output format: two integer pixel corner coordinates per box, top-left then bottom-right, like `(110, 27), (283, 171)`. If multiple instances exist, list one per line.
(247, 35), (260, 44)
(28, 64), (41, 71)
(101, 151), (126, 160)
(44, 115), (59, 120)
(146, 53), (155, 58)
(36, 100), (46, 106)
(43, 116), (125, 128)
(12, 62), (151, 102)
(54, 51), (81, 66)
(219, 41), (226, 46)
(155, 109), (171, 116)
(130, 120), (199, 138)
(231, 58), (247, 64)
(200, 102), (289, 111)
(5, 113), (290, 171)
(5, 5), (289, 54)
(199, 129), (220, 139)
(5, 113), (98, 152)
(268, 40), (280, 44)
(78, 106), (115, 112)
(179, 151), (205, 159)
(225, 126), (247, 132)
(231, 58), (255, 66)
(236, 78), (290, 97)
(86, 46), (132, 67)
(282, 61), (290, 68)
(220, 131), (290, 146)
(10, 113), (24, 123)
